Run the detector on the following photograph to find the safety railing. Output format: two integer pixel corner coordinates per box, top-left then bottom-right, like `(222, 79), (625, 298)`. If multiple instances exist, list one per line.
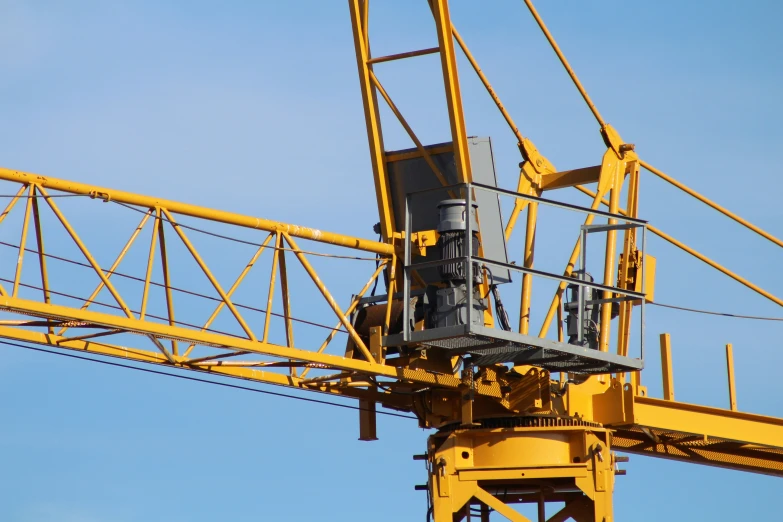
(401, 181), (648, 362)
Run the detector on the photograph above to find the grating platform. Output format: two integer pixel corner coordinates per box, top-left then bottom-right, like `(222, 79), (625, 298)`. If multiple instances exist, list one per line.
(383, 324), (643, 375)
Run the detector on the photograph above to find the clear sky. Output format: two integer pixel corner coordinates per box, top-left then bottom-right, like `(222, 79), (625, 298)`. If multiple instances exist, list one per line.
(1, 1), (782, 521)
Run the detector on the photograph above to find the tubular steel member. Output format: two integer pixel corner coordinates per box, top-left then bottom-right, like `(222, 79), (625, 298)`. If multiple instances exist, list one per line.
(574, 184), (783, 308)
(349, 0), (475, 245)
(0, 169), (394, 257)
(426, 420), (617, 522)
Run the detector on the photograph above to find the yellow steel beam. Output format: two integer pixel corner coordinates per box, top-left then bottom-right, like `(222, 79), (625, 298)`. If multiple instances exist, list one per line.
(537, 183), (609, 338)
(262, 233), (282, 343)
(278, 242), (295, 351)
(283, 233), (375, 363)
(369, 71), (451, 189)
(611, 425), (783, 477)
(641, 161), (783, 249)
(474, 488), (532, 522)
(348, 0), (395, 241)
(163, 208), (258, 342)
(0, 325), (414, 410)
(182, 234), (275, 358)
(659, 333), (675, 401)
(726, 343), (737, 411)
(575, 185), (783, 308)
(630, 396), (783, 449)
(538, 165), (601, 191)
(518, 198), (538, 335)
(521, 0), (606, 128)
(299, 260), (387, 379)
(0, 184), (27, 227)
(451, 25), (524, 145)
(598, 156), (623, 352)
(0, 168), (394, 256)
(12, 185), (34, 297)
(58, 209), (152, 336)
(0, 296), (502, 397)
(139, 207), (161, 320)
(157, 208), (178, 354)
(38, 185), (135, 318)
(30, 187), (52, 332)
(431, 0), (472, 183)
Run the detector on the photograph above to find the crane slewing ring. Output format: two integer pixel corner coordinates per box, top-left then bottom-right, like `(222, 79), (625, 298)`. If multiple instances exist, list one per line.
(437, 415), (602, 433)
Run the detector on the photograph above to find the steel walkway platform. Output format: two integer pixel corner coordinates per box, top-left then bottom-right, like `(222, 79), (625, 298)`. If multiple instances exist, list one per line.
(384, 324), (643, 374)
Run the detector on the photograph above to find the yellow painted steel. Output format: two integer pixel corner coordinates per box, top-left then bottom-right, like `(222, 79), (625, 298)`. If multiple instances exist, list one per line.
(58, 209), (152, 336)
(641, 160), (783, 249)
(182, 234), (275, 358)
(0, 185), (26, 228)
(452, 25), (525, 146)
(0, 3), (781, 522)
(726, 344), (738, 411)
(262, 233), (282, 343)
(12, 185), (34, 297)
(598, 154), (623, 353)
(0, 168), (394, 256)
(139, 207), (161, 321)
(156, 208), (178, 354)
(522, 0), (607, 128)
(348, 0), (395, 242)
(615, 162), (641, 359)
(537, 186), (607, 338)
(38, 185), (135, 318)
(430, 0), (472, 183)
(29, 187), (52, 332)
(277, 239), (295, 358)
(575, 184), (783, 308)
(660, 333), (675, 401)
(298, 260), (387, 379)
(429, 426), (616, 521)
(0, 294), (461, 389)
(282, 233), (375, 364)
(369, 71), (451, 189)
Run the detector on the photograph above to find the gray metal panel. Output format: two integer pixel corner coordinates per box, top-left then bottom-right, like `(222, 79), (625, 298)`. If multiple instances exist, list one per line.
(385, 137), (511, 284)
(467, 137), (511, 283)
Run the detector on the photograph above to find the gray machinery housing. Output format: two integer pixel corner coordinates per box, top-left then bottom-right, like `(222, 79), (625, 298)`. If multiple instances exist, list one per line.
(385, 137), (509, 332)
(563, 271), (601, 350)
(428, 199), (486, 329)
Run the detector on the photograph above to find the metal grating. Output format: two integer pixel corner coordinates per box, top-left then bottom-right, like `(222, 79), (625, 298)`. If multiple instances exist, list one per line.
(384, 324), (643, 375)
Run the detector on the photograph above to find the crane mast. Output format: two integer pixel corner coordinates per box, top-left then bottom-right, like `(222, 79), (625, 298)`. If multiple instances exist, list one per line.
(1, 1), (782, 521)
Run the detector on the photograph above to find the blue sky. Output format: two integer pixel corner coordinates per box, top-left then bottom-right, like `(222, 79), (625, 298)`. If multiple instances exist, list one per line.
(1, 1), (782, 521)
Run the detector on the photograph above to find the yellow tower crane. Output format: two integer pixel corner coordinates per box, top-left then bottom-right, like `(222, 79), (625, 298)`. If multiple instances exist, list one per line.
(1, 2), (781, 521)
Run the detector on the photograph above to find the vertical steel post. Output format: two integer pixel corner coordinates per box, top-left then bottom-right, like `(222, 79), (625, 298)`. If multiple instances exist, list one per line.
(12, 185), (34, 297)
(598, 166), (621, 352)
(578, 227), (587, 345)
(660, 333), (675, 401)
(403, 193), (412, 342)
(641, 224), (647, 361)
(431, 0), (472, 184)
(465, 185), (473, 329)
(519, 200), (538, 334)
(726, 343), (737, 411)
(348, 0), (394, 241)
